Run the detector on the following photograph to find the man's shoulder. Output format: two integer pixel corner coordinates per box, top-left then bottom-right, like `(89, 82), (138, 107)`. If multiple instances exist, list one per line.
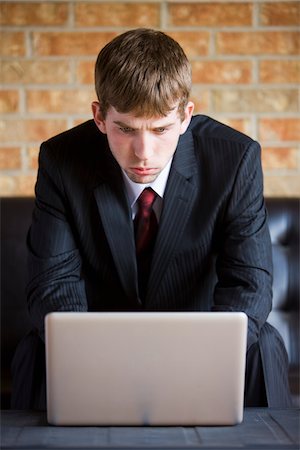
(189, 115), (255, 147)
(39, 119), (108, 174)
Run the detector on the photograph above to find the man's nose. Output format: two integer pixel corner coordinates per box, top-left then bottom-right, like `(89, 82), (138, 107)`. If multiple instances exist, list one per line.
(133, 132), (154, 160)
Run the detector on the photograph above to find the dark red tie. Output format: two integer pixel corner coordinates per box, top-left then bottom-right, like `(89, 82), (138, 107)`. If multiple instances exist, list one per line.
(134, 188), (158, 300)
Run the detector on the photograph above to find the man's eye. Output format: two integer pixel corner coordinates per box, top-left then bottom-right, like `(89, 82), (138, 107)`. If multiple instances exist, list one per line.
(155, 128), (166, 133)
(120, 127), (134, 133)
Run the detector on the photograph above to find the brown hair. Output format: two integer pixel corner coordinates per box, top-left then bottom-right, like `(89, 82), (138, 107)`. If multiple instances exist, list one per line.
(95, 28), (192, 120)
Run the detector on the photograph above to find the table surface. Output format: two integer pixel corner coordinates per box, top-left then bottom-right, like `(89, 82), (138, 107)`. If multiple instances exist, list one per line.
(1, 408), (299, 450)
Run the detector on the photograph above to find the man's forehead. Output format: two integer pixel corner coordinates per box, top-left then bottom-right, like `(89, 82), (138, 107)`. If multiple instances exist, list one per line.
(107, 105), (180, 124)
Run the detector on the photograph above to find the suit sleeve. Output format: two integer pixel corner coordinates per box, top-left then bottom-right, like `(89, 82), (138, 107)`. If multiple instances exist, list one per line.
(212, 141), (273, 349)
(26, 142), (88, 340)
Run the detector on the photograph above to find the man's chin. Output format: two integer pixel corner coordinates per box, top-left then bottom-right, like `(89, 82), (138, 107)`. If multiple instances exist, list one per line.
(128, 172), (159, 184)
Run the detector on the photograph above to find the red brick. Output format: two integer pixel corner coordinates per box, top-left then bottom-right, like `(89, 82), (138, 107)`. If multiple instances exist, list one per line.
(0, 2), (68, 25)
(217, 31), (299, 55)
(0, 60), (71, 84)
(260, 2), (300, 26)
(190, 87), (210, 114)
(262, 147), (298, 169)
(167, 32), (210, 57)
(0, 175), (37, 196)
(219, 118), (252, 136)
(264, 175), (300, 197)
(77, 61), (95, 85)
(75, 3), (159, 27)
(259, 60), (300, 84)
(0, 147), (21, 169)
(259, 118), (300, 141)
(17, 175), (37, 196)
(192, 61), (252, 84)
(214, 89), (298, 113)
(0, 32), (25, 56)
(0, 90), (19, 113)
(169, 3), (252, 26)
(0, 119), (68, 143)
(26, 89), (95, 114)
(33, 32), (118, 56)
(27, 147), (39, 170)
(0, 176), (17, 196)
(1, 1), (299, 199)
(73, 118), (92, 127)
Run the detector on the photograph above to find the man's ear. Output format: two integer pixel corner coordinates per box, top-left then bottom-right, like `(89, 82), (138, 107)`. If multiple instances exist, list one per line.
(180, 101), (194, 135)
(91, 101), (107, 134)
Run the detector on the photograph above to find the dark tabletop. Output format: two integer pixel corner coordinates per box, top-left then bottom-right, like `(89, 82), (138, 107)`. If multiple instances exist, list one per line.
(1, 408), (299, 450)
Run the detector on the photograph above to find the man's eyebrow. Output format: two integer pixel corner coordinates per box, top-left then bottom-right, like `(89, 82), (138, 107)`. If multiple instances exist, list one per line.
(113, 120), (175, 129)
(113, 121), (134, 128)
(152, 122), (175, 129)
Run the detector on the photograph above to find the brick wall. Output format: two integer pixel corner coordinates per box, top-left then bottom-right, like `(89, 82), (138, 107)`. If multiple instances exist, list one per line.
(0, 1), (299, 197)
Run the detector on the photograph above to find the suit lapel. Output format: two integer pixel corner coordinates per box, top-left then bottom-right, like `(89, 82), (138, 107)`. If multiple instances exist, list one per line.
(93, 162), (140, 306)
(146, 129), (198, 307)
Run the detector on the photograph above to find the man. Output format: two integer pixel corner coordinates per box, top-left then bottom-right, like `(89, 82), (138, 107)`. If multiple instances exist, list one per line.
(12, 28), (291, 409)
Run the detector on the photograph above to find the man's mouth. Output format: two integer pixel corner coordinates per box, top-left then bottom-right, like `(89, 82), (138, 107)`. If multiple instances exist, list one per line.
(131, 167), (157, 175)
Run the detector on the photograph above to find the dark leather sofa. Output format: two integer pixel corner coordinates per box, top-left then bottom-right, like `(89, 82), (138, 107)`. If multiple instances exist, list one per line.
(1, 197), (299, 409)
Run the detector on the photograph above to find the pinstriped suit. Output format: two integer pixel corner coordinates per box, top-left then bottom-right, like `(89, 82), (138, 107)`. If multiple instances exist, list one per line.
(12, 115), (292, 409)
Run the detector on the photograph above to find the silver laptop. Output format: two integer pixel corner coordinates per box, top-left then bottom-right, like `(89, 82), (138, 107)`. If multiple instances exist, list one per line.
(45, 311), (247, 426)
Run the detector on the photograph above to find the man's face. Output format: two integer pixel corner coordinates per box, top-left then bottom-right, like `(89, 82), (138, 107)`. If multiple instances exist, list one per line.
(92, 102), (194, 184)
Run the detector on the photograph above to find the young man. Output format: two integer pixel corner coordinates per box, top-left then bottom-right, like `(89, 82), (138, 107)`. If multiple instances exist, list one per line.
(12, 28), (291, 409)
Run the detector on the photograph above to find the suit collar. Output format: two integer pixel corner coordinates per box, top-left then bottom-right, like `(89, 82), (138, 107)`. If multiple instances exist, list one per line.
(172, 128), (198, 179)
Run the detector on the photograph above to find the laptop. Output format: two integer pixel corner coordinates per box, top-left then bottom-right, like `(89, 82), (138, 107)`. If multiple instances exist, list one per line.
(45, 311), (248, 426)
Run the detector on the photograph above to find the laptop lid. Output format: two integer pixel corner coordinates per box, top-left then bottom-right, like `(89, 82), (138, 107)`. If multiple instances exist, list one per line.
(45, 311), (247, 426)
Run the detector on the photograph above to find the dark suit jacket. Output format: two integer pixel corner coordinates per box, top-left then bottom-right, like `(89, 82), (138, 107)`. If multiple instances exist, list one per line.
(27, 115), (273, 351)
(14, 114), (292, 409)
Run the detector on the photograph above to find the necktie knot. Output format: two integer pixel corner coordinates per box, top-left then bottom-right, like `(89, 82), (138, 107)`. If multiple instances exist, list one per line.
(137, 188), (157, 216)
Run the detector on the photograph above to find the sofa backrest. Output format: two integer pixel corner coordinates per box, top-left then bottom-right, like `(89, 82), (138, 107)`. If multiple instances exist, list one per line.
(1, 198), (34, 407)
(266, 198), (299, 370)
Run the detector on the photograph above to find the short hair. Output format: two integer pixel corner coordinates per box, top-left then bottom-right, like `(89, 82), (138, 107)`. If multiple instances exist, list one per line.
(95, 28), (192, 120)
